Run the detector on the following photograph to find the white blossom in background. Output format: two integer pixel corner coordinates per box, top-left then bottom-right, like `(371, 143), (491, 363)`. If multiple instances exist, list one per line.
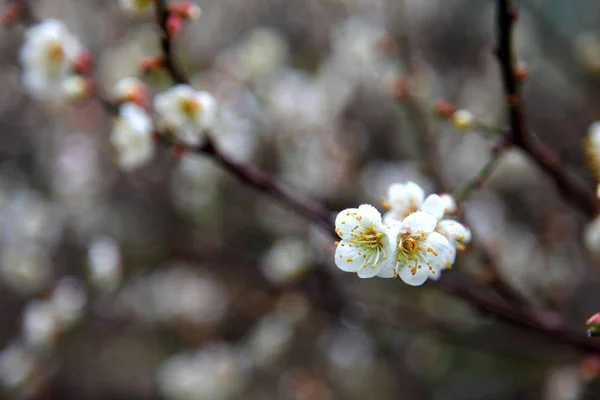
(50, 277), (87, 327)
(87, 236), (122, 292)
(378, 210), (455, 285)
(60, 75), (89, 101)
(110, 103), (155, 171)
(586, 121), (600, 179)
(260, 237), (313, 285)
(154, 85), (217, 146)
(157, 343), (247, 400)
(323, 329), (375, 387)
(19, 19), (84, 100)
(119, 0), (154, 14)
(334, 205), (393, 278)
(584, 215), (600, 252)
(382, 181), (425, 224)
(439, 193), (457, 215)
(451, 109), (475, 131)
(0, 245), (51, 294)
(238, 27), (289, 81)
(22, 300), (59, 349)
(112, 77), (148, 105)
(118, 267), (228, 326)
(0, 344), (36, 390)
(243, 315), (295, 367)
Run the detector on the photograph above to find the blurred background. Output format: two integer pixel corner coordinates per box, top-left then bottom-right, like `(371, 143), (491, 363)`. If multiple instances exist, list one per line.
(2, 0), (600, 399)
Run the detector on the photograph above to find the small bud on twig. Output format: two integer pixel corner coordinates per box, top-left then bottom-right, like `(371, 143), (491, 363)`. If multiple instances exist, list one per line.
(74, 52), (94, 75)
(140, 55), (165, 73)
(1, 3), (21, 26)
(434, 98), (456, 119)
(166, 13), (185, 38)
(515, 61), (528, 82)
(586, 313), (600, 337)
(391, 77), (409, 101)
(169, 2), (201, 20)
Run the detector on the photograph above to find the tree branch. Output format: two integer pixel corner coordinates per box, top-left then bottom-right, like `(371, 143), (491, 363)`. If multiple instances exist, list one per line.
(155, 0), (189, 85)
(495, 0), (597, 216)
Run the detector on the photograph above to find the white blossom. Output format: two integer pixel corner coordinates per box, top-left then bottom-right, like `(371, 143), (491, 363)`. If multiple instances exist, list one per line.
(112, 77), (148, 105)
(22, 300), (59, 349)
(19, 19), (84, 100)
(50, 277), (87, 327)
(334, 204), (393, 278)
(157, 343), (246, 400)
(452, 109), (475, 131)
(0, 344), (36, 389)
(260, 237), (312, 285)
(439, 193), (457, 215)
(110, 103), (155, 171)
(584, 215), (600, 252)
(154, 85), (218, 146)
(378, 211), (454, 286)
(382, 181), (425, 224)
(88, 236), (121, 292)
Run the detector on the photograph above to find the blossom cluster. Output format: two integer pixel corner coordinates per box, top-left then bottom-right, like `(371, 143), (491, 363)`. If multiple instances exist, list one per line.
(334, 182), (471, 286)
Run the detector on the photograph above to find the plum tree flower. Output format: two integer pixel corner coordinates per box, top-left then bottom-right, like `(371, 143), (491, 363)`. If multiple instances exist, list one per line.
(586, 121), (600, 179)
(112, 77), (149, 106)
(154, 84), (218, 146)
(19, 19), (84, 100)
(110, 103), (155, 171)
(382, 181), (425, 224)
(334, 205), (393, 278)
(378, 211), (455, 286)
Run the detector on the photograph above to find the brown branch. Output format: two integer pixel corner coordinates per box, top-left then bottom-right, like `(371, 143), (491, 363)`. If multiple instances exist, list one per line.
(495, 0), (597, 216)
(155, 0), (189, 85)
(100, 0), (600, 357)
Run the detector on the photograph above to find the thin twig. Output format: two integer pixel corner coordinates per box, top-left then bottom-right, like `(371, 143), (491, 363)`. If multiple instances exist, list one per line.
(495, 0), (597, 216)
(155, 0), (188, 85)
(452, 143), (507, 203)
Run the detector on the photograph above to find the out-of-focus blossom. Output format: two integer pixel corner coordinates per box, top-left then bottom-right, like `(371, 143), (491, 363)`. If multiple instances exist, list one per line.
(378, 210), (454, 285)
(50, 277), (87, 327)
(382, 181), (425, 224)
(19, 19), (84, 100)
(0, 344), (36, 389)
(244, 315), (295, 367)
(110, 102), (155, 171)
(260, 237), (313, 285)
(60, 75), (91, 101)
(157, 342), (247, 400)
(112, 77), (149, 106)
(119, 0), (154, 14)
(439, 193), (457, 215)
(584, 215), (600, 253)
(22, 300), (59, 349)
(334, 205), (393, 278)
(237, 27), (289, 81)
(0, 245), (51, 294)
(87, 236), (121, 292)
(119, 267), (228, 326)
(451, 109), (475, 131)
(323, 329), (375, 386)
(154, 85), (217, 146)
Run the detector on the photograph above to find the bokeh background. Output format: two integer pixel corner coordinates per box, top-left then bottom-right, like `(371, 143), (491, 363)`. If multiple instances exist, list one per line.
(2, 0), (600, 399)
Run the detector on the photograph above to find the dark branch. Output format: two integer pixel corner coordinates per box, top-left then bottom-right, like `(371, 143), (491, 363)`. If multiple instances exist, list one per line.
(495, 0), (597, 216)
(155, 0), (189, 85)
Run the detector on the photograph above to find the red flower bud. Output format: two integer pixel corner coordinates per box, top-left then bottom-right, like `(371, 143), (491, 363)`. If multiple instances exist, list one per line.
(169, 2), (201, 20)
(74, 52), (94, 76)
(434, 98), (456, 119)
(140, 55), (165, 73)
(166, 13), (185, 38)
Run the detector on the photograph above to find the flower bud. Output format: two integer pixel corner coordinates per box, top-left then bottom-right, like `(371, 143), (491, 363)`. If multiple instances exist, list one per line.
(140, 55), (165, 73)
(451, 109), (475, 131)
(169, 2), (201, 20)
(1, 3), (21, 27)
(586, 313), (600, 337)
(434, 98), (456, 119)
(515, 61), (528, 82)
(113, 77), (149, 107)
(166, 13), (185, 38)
(74, 51), (94, 75)
(391, 77), (409, 101)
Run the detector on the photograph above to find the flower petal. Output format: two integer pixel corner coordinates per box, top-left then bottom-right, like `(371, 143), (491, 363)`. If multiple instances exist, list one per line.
(398, 264), (429, 286)
(403, 211), (437, 233)
(404, 181), (425, 206)
(334, 240), (364, 272)
(420, 194), (445, 220)
(423, 231), (454, 270)
(356, 204), (382, 226)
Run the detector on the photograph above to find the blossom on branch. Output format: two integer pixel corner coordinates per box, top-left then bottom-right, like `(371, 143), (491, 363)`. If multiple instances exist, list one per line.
(110, 103), (155, 171)
(19, 19), (85, 100)
(382, 181), (425, 224)
(378, 211), (455, 285)
(154, 84), (218, 146)
(334, 205), (393, 278)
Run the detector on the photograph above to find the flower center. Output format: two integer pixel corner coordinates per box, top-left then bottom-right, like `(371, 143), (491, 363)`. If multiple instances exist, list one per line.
(394, 231), (438, 277)
(46, 41), (65, 72)
(179, 97), (202, 119)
